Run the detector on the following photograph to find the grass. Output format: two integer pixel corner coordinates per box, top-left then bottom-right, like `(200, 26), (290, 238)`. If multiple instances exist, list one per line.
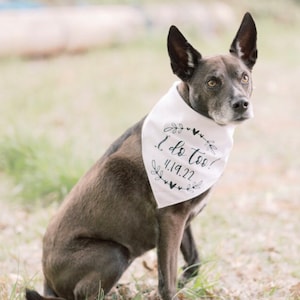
(177, 261), (220, 299)
(0, 133), (88, 204)
(1, 0), (300, 299)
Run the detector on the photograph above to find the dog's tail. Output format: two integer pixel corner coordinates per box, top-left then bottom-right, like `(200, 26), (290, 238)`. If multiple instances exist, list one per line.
(25, 289), (65, 300)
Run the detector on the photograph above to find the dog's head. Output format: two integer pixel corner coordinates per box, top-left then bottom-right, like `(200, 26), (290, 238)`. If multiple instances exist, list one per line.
(167, 12), (257, 126)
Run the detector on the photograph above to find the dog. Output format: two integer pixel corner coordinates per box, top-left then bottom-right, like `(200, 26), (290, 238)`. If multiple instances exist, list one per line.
(26, 12), (257, 300)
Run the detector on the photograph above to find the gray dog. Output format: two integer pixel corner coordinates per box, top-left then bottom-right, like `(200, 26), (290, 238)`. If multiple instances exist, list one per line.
(26, 12), (257, 300)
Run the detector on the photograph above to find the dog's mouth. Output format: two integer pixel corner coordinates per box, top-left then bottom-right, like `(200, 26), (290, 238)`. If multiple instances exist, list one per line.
(210, 104), (254, 126)
(232, 105), (254, 123)
(211, 112), (252, 126)
(233, 116), (249, 123)
(232, 111), (254, 123)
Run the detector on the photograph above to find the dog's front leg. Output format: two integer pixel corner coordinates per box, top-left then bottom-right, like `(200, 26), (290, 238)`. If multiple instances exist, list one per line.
(157, 209), (186, 300)
(178, 224), (200, 287)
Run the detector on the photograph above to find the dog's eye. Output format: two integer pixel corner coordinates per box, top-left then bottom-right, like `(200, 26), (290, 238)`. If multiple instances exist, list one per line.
(207, 78), (218, 88)
(241, 73), (249, 84)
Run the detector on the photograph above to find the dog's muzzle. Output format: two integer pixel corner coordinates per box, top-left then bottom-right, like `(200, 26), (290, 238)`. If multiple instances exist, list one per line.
(231, 98), (253, 122)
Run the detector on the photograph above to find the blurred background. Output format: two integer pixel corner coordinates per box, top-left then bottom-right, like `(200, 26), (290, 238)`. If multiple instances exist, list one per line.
(0, 0), (299, 299)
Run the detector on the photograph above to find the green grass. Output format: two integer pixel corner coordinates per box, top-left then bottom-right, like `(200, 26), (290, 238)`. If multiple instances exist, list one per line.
(0, 270), (42, 300)
(0, 132), (88, 205)
(177, 260), (220, 299)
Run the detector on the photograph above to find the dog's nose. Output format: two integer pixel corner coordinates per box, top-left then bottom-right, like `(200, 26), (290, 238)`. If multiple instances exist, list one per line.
(231, 99), (249, 113)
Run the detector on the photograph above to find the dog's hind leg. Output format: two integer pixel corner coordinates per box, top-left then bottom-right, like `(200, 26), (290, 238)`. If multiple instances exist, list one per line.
(73, 271), (105, 300)
(178, 224), (200, 287)
(72, 244), (130, 300)
(46, 241), (131, 300)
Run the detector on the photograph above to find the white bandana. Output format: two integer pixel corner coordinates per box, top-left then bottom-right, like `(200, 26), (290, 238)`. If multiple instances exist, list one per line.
(142, 82), (235, 208)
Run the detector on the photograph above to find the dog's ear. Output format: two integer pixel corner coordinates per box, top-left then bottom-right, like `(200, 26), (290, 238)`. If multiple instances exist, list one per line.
(167, 25), (202, 81)
(230, 12), (257, 70)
